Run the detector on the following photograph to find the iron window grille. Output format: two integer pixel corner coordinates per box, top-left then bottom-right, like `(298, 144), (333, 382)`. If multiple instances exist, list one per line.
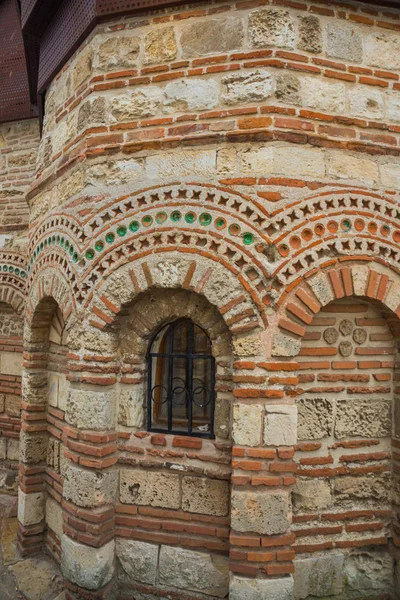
(147, 319), (215, 438)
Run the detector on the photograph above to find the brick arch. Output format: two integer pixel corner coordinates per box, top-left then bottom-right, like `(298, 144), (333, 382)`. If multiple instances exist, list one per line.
(272, 260), (400, 357)
(85, 251), (267, 337)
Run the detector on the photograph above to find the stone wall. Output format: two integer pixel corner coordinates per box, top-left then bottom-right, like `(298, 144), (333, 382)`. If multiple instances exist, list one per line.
(12, 1), (400, 600)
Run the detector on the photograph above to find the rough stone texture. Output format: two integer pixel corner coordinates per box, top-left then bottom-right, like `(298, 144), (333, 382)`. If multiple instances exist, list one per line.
(230, 575), (294, 600)
(335, 474), (391, 502)
(116, 539), (158, 585)
(111, 88), (162, 121)
(326, 22), (363, 62)
(349, 88), (384, 120)
(77, 97), (106, 131)
(233, 403), (262, 447)
(231, 490), (290, 535)
(18, 490), (44, 526)
(343, 551), (394, 592)
(275, 72), (301, 104)
(61, 536), (115, 590)
(365, 31), (400, 70)
(327, 152), (379, 185)
(164, 79), (219, 112)
(63, 464), (117, 508)
(181, 18), (244, 58)
(182, 476), (229, 516)
(293, 479), (332, 512)
(308, 273), (335, 305)
(335, 399), (391, 438)
(159, 547), (229, 597)
(66, 389), (115, 431)
(120, 469), (180, 508)
(97, 35), (139, 71)
(297, 398), (333, 440)
(272, 332), (301, 357)
(264, 405), (297, 446)
(222, 70), (274, 105)
(249, 9), (295, 49)
(118, 386), (143, 428)
(144, 27), (177, 64)
(294, 554), (344, 599)
(301, 76), (346, 115)
(298, 15), (322, 53)
(8, 556), (64, 600)
(45, 496), (63, 539)
(20, 431), (47, 464)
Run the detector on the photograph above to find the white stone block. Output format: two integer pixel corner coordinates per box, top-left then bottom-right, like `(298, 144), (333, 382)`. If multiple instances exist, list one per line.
(233, 404), (262, 447)
(264, 405), (297, 446)
(61, 536), (115, 590)
(18, 489), (44, 526)
(230, 574), (294, 600)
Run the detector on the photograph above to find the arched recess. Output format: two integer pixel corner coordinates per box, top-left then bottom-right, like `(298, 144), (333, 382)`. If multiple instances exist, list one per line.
(18, 285), (73, 561)
(58, 251), (270, 600)
(269, 261), (400, 598)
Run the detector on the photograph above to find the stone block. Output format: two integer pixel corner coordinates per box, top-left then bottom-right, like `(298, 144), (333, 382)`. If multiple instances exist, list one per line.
(335, 474), (391, 502)
(120, 469), (180, 509)
(61, 536), (115, 590)
(0, 438), (5, 460)
(272, 333), (301, 357)
(272, 146), (325, 178)
(222, 70), (274, 105)
(63, 464), (117, 508)
(72, 47), (93, 89)
(335, 399), (391, 438)
(5, 394), (20, 417)
(240, 147), (274, 175)
(386, 94), (400, 123)
(230, 575), (294, 600)
(249, 9), (295, 49)
(326, 22), (363, 62)
(380, 162), (400, 190)
(297, 398), (333, 441)
(18, 490), (44, 526)
(1, 351), (22, 376)
(144, 27), (177, 64)
(182, 477), (229, 516)
(231, 490), (290, 535)
(344, 550), (394, 592)
(349, 88), (384, 120)
(45, 496), (63, 539)
(48, 372), (59, 408)
(116, 539), (158, 585)
(146, 150), (216, 180)
(164, 79), (219, 112)
(0, 393), (4, 412)
(118, 386), (143, 428)
(97, 35), (139, 71)
(294, 554), (343, 599)
(159, 546), (229, 598)
(327, 152), (379, 186)
(365, 31), (400, 70)
(77, 97), (106, 131)
(58, 374), (69, 412)
(111, 88), (162, 121)
(276, 72), (301, 105)
(264, 405), (297, 446)
(308, 272), (334, 306)
(233, 404), (262, 447)
(352, 266), (370, 296)
(66, 389), (116, 431)
(301, 76), (345, 114)
(297, 15), (322, 53)
(293, 479), (332, 512)
(7, 439), (19, 461)
(216, 147), (237, 175)
(181, 18), (244, 57)
(20, 431), (47, 464)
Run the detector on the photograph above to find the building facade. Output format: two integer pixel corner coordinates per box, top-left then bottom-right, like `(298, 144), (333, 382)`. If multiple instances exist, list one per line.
(1, 0), (400, 598)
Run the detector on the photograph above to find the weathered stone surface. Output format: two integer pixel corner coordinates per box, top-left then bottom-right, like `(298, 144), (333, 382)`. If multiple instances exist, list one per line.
(66, 389), (115, 430)
(339, 341), (352, 357)
(276, 72), (301, 104)
(63, 464), (117, 508)
(146, 150), (216, 180)
(293, 479), (332, 512)
(77, 97), (106, 131)
(326, 22), (363, 62)
(274, 146), (325, 177)
(240, 147), (273, 174)
(5, 395), (20, 417)
(181, 18), (244, 57)
(6, 439), (19, 461)
(144, 27), (177, 64)
(365, 31), (400, 70)
(335, 399), (391, 438)
(324, 327), (339, 345)
(308, 273), (334, 305)
(344, 550), (394, 592)
(298, 15), (322, 53)
(159, 547), (229, 597)
(249, 9), (295, 49)
(116, 539), (158, 585)
(272, 332), (301, 357)
(335, 474), (391, 502)
(233, 403), (262, 447)
(111, 88), (162, 121)
(20, 431), (47, 464)
(222, 70), (274, 105)
(118, 386), (143, 428)
(97, 35), (139, 70)
(352, 266), (370, 296)
(264, 405), (297, 446)
(164, 79), (219, 112)
(349, 88), (384, 120)
(353, 328), (367, 344)
(182, 477), (229, 516)
(61, 536), (115, 590)
(0, 438), (6, 460)
(294, 554), (343, 599)
(297, 398), (333, 440)
(1, 352), (22, 376)
(45, 497), (63, 539)
(327, 152), (379, 186)
(386, 94), (400, 122)
(231, 490), (290, 535)
(301, 76), (345, 114)
(120, 469), (180, 508)
(230, 575), (294, 600)
(380, 162), (400, 189)
(18, 490), (44, 526)
(72, 47), (93, 89)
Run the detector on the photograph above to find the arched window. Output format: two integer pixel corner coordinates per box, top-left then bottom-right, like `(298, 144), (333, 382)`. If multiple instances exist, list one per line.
(147, 319), (215, 437)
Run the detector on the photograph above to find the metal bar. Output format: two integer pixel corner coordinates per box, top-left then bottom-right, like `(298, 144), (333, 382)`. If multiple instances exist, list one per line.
(187, 322), (193, 435)
(167, 322), (174, 433)
(147, 352), (153, 430)
(210, 357), (216, 438)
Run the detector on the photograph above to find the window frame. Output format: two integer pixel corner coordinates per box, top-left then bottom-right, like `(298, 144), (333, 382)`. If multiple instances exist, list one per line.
(147, 319), (215, 438)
